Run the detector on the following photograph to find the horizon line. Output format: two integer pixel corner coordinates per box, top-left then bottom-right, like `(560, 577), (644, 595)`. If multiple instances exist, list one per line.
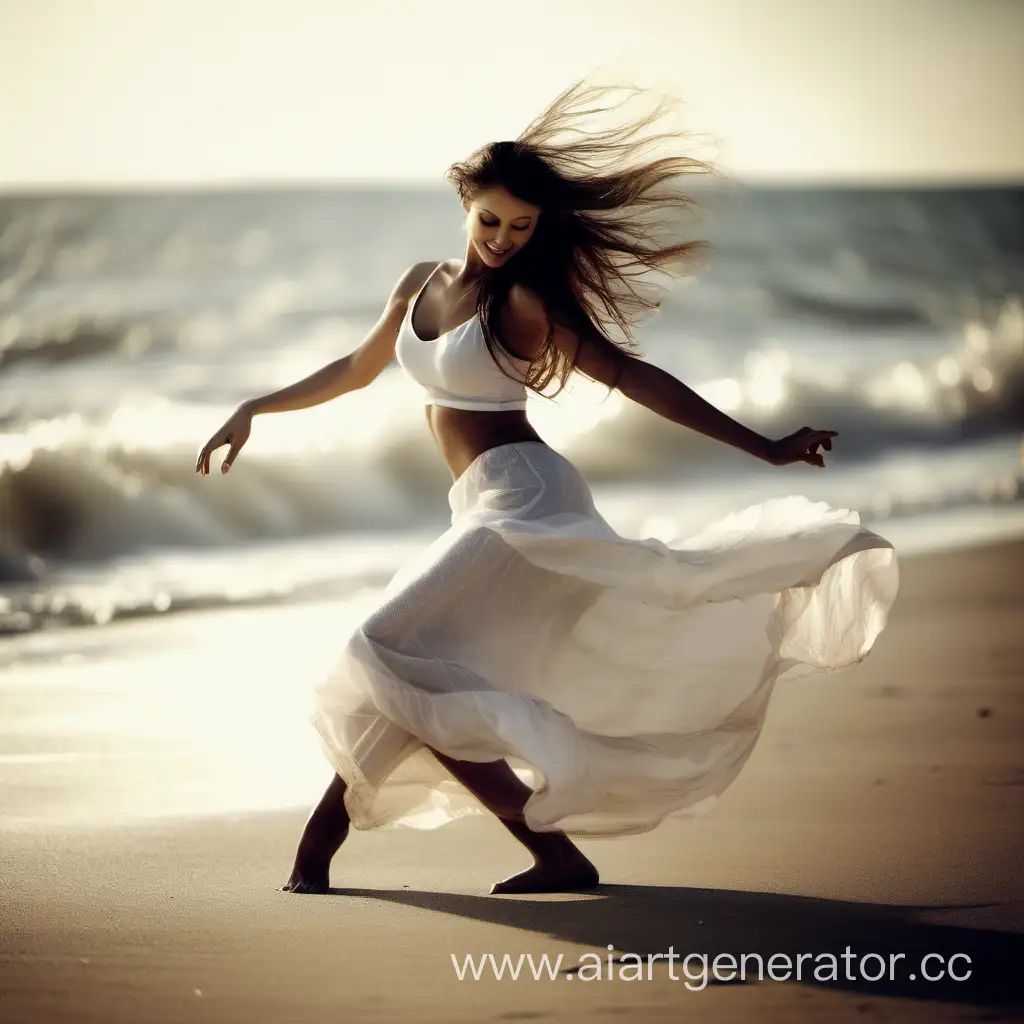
(2, 173), (1022, 198)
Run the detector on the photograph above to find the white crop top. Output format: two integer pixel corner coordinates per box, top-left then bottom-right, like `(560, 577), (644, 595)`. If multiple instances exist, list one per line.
(394, 264), (531, 411)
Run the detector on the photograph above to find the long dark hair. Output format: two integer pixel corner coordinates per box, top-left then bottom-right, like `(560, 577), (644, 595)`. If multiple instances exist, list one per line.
(445, 78), (721, 397)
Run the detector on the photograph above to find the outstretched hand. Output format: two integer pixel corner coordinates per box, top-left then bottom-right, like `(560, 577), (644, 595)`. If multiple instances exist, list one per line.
(195, 405), (253, 476)
(764, 427), (838, 468)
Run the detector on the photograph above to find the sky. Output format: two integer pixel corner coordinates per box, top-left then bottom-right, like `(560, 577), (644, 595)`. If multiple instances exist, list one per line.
(0, 0), (1022, 190)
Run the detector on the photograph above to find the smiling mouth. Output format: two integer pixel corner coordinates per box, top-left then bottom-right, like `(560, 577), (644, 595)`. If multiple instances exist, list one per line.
(485, 243), (511, 255)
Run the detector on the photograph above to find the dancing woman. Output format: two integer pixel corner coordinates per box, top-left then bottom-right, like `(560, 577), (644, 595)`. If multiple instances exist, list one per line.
(196, 81), (898, 896)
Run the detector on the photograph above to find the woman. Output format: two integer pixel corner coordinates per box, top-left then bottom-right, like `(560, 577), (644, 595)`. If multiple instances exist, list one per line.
(196, 81), (898, 896)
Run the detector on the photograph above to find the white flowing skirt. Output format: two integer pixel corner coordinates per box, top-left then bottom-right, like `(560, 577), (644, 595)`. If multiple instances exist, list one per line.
(311, 440), (898, 838)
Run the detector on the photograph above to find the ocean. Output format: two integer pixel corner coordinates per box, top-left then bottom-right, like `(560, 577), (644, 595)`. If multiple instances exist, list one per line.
(1, 184), (1022, 639)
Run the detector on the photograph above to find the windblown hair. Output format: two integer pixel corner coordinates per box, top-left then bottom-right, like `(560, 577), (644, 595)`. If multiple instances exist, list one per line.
(445, 78), (721, 397)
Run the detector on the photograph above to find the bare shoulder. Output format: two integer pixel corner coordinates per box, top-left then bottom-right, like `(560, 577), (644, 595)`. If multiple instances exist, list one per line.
(502, 282), (554, 361)
(505, 281), (628, 388)
(506, 282), (546, 324)
(388, 260), (444, 307)
(345, 261), (441, 389)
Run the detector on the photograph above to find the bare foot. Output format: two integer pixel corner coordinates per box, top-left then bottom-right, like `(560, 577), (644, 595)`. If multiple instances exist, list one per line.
(279, 867), (331, 894)
(279, 821), (348, 894)
(491, 849), (599, 895)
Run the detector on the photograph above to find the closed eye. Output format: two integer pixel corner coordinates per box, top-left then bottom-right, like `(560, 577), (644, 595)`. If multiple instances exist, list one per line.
(480, 216), (530, 230)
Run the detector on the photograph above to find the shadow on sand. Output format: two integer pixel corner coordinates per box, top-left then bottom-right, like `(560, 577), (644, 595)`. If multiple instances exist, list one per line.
(325, 883), (1021, 1009)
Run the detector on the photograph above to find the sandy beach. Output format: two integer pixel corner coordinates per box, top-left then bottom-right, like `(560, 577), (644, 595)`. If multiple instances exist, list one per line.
(2, 537), (1022, 1022)
(3, 3), (1021, 1019)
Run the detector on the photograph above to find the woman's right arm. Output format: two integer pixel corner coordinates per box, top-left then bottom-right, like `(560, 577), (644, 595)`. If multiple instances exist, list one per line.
(244, 262), (427, 416)
(196, 263), (428, 476)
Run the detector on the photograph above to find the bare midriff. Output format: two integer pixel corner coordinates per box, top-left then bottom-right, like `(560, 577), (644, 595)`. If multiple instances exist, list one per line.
(425, 405), (547, 483)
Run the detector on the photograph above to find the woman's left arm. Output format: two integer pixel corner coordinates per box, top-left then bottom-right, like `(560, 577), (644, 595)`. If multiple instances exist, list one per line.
(613, 355), (771, 461)
(506, 285), (834, 466)
(546, 315), (772, 461)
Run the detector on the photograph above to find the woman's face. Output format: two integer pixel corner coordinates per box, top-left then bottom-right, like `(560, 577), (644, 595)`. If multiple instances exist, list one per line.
(465, 186), (541, 268)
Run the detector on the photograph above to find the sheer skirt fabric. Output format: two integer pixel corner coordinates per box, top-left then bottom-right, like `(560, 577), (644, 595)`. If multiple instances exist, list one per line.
(311, 441), (898, 837)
